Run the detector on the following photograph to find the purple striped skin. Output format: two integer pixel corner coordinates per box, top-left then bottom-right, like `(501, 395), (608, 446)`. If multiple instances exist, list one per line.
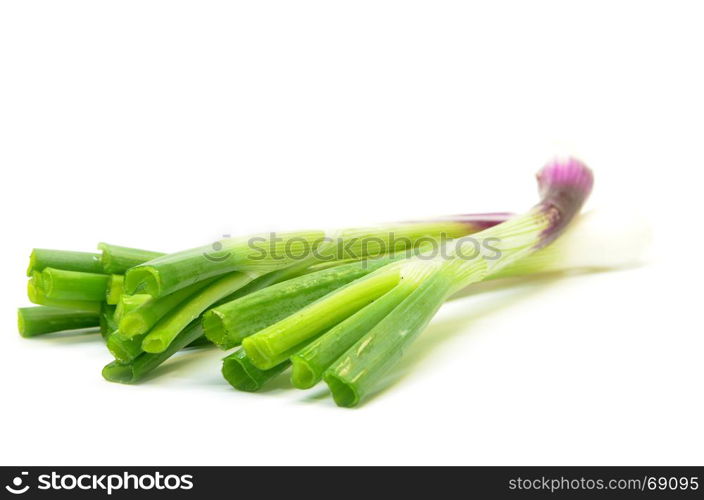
(535, 157), (594, 248)
(456, 212), (514, 231)
(423, 212), (513, 231)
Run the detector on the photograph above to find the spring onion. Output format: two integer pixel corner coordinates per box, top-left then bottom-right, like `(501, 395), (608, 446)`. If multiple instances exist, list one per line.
(18, 306), (100, 338)
(27, 278), (102, 313)
(242, 267), (403, 370)
(17, 159), (652, 408)
(235, 159), (592, 405)
(118, 278), (219, 338)
(35, 268), (110, 302)
(221, 349), (291, 392)
(124, 217), (508, 298)
(203, 258), (392, 348)
(107, 331), (147, 363)
(288, 208), (646, 390)
(290, 282), (415, 389)
(114, 294), (152, 322)
(102, 321), (209, 383)
(27, 249), (103, 276)
(98, 243), (164, 274)
(103, 266), (322, 381)
(322, 158), (594, 406)
(141, 271), (259, 353)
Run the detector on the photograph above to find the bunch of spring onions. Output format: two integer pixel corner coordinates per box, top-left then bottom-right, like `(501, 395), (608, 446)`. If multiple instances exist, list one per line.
(16, 158), (647, 407)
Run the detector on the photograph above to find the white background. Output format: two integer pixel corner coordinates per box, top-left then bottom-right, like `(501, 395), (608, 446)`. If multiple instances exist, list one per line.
(1, 1), (702, 465)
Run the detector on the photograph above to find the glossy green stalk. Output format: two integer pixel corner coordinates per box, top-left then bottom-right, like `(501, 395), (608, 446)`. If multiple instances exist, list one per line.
(203, 216), (510, 350)
(319, 212), (588, 404)
(118, 278), (218, 338)
(27, 279), (102, 313)
(242, 267), (402, 370)
(124, 231), (328, 297)
(325, 269), (453, 406)
(203, 258), (391, 348)
(141, 272), (258, 353)
(106, 266), (315, 379)
(105, 275), (124, 305)
(321, 217), (552, 407)
(222, 349), (291, 392)
(27, 249), (103, 276)
(291, 211), (626, 389)
(207, 212), (623, 351)
(124, 218), (496, 298)
(217, 259), (324, 303)
(102, 321), (207, 384)
(107, 331), (146, 362)
(17, 306), (100, 338)
(114, 294), (151, 322)
(290, 282), (415, 389)
(323, 158), (594, 407)
(38, 268), (110, 302)
(98, 243), (164, 274)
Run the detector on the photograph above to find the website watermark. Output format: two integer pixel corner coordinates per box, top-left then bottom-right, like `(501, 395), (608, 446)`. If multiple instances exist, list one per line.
(4, 470), (193, 495)
(508, 475), (700, 493)
(203, 232), (504, 263)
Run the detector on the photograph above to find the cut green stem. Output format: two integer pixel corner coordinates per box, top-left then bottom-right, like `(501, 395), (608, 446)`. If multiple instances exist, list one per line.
(107, 331), (146, 363)
(18, 306), (100, 338)
(98, 243), (164, 274)
(141, 272), (258, 353)
(27, 249), (103, 276)
(323, 158), (594, 407)
(27, 279), (102, 313)
(222, 349), (291, 392)
(37, 268), (110, 302)
(324, 269), (452, 406)
(203, 258), (390, 348)
(114, 294), (152, 323)
(106, 266), (316, 380)
(102, 321), (207, 384)
(242, 266), (402, 370)
(118, 278), (219, 338)
(290, 281), (415, 389)
(124, 217), (505, 298)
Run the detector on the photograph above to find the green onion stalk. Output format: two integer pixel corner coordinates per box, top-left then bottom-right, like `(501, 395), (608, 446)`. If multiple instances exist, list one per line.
(221, 348), (291, 392)
(27, 278), (102, 313)
(214, 207), (641, 392)
(98, 243), (164, 274)
(124, 216), (510, 298)
(140, 272), (258, 353)
(240, 158), (595, 406)
(114, 294), (152, 322)
(119, 214), (510, 355)
(18, 306), (100, 338)
(201, 215), (525, 349)
(32, 268), (110, 302)
(203, 258), (393, 349)
(136, 261), (346, 356)
(102, 321), (207, 383)
(27, 249), (103, 276)
(118, 278), (219, 338)
(207, 205), (634, 352)
(101, 264), (334, 383)
(106, 331), (147, 363)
